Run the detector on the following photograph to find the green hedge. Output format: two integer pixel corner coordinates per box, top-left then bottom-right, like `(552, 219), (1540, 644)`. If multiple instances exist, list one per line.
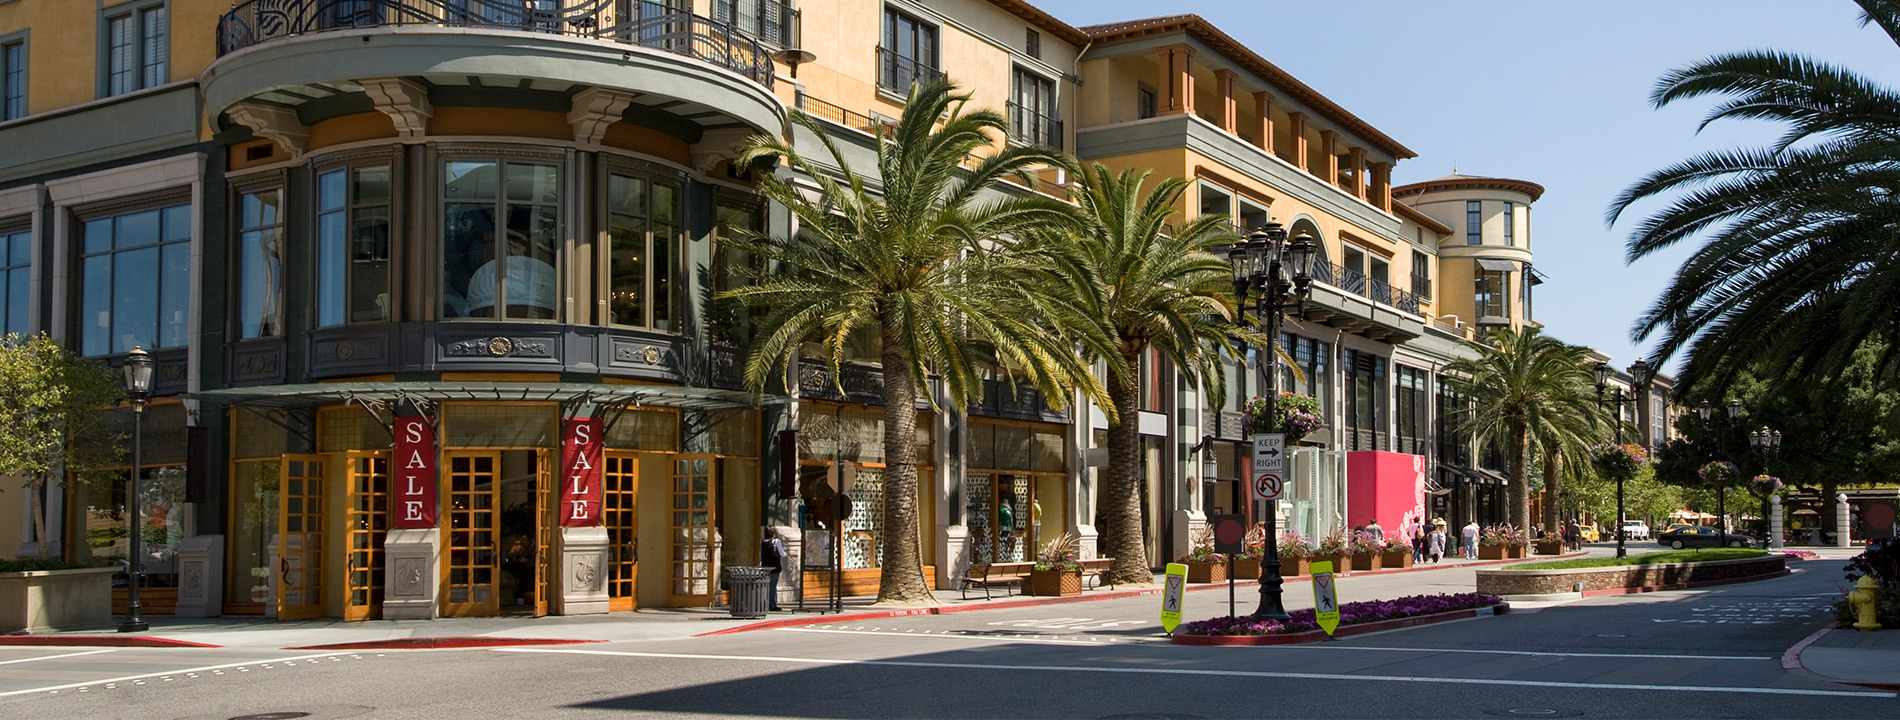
(1508, 548), (1766, 570)
(0, 557), (115, 573)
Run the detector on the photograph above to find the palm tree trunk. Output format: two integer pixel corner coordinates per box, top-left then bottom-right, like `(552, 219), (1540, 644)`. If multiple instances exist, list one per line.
(1542, 450), (1561, 537)
(1509, 422), (1531, 541)
(1104, 351), (1150, 585)
(875, 335), (934, 604)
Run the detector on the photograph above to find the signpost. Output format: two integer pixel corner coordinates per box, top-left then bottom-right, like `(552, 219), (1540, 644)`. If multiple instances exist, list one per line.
(1160, 562), (1187, 634)
(1210, 515), (1246, 617)
(1311, 560), (1340, 637)
(1252, 433), (1286, 502)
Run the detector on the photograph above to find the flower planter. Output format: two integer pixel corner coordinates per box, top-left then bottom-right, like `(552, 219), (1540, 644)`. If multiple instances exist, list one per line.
(1350, 552), (1383, 572)
(1232, 557), (1262, 580)
(1279, 558), (1309, 577)
(0, 566), (117, 634)
(1185, 560), (1227, 583)
(1315, 555), (1351, 575)
(1479, 545), (1507, 560)
(1027, 569), (1083, 597)
(1381, 550), (1414, 569)
(1510, 546), (1528, 559)
(1534, 539), (1565, 556)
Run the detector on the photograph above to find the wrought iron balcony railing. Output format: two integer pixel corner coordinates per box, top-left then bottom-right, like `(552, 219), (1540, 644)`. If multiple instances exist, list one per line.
(1006, 101), (1062, 149)
(876, 45), (944, 93)
(714, 0), (799, 48)
(217, 0), (775, 89)
(1311, 259), (1421, 314)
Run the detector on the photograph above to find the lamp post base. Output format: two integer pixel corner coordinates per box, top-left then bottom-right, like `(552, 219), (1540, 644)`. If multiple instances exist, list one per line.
(1251, 512), (1290, 621)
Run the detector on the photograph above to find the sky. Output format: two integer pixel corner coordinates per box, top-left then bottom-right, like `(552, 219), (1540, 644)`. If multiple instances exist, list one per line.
(1032, 0), (1900, 375)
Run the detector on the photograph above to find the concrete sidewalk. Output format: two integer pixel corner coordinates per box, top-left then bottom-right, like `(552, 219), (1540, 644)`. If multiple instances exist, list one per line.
(0, 548), (1582, 649)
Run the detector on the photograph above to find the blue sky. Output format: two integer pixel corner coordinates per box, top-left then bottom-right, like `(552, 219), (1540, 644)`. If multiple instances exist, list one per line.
(1034, 0), (1900, 375)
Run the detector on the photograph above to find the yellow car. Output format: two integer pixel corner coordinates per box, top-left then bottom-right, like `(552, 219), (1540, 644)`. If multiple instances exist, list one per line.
(1579, 525), (1600, 542)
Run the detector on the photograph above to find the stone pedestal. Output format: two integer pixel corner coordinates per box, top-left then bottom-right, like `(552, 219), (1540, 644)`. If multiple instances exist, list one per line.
(936, 524), (969, 590)
(1837, 497), (1853, 548)
(382, 528), (440, 620)
(1769, 495), (1784, 549)
(173, 535), (224, 617)
(1073, 524), (1100, 560)
(1171, 510), (1206, 565)
(558, 526), (610, 615)
(773, 525), (801, 608)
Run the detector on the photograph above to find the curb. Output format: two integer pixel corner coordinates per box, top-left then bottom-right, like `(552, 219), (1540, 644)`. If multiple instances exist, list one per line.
(1578, 568), (1792, 598)
(1783, 624), (1832, 670)
(1169, 602), (1510, 646)
(285, 637), (607, 650)
(0, 635), (221, 648)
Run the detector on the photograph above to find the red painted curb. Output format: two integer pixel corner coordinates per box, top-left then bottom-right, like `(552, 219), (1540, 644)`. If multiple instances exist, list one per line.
(1578, 568), (1791, 598)
(0, 635), (221, 648)
(286, 637), (605, 650)
(1783, 624), (1833, 670)
(1168, 603), (1505, 646)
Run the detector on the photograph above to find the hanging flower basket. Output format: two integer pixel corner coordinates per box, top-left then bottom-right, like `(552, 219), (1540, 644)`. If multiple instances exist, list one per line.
(1590, 443), (1649, 480)
(1750, 474), (1783, 496)
(1244, 393), (1324, 442)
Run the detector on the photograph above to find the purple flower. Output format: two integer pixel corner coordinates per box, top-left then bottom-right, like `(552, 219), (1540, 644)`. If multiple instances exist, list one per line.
(1179, 592), (1503, 636)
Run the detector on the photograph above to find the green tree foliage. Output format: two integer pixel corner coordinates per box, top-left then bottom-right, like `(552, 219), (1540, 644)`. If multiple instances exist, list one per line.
(1607, 0), (1900, 386)
(0, 333), (124, 555)
(723, 78), (1108, 603)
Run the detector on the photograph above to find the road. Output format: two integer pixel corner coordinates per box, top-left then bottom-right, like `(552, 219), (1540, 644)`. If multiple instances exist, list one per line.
(0, 556), (1885, 719)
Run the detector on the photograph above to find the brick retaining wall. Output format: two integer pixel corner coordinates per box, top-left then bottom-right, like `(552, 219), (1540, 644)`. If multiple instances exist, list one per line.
(1475, 554), (1786, 596)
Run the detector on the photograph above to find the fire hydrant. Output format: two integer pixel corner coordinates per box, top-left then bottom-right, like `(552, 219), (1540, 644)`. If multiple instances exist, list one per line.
(1848, 575), (1882, 632)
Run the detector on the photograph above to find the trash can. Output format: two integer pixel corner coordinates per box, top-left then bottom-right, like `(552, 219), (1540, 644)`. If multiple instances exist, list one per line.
(726, 565), (771, 619)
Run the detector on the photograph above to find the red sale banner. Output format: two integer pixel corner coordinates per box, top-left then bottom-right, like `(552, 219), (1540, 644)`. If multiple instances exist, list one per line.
(392, 416), (439, 529)
(559, 417), (604, 527)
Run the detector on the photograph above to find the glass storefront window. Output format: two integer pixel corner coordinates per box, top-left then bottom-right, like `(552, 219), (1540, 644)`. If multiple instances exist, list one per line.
(709, 201), (762, 345)
(443, 160), (559, 320)
(606, 172), (680, 330)
(80, 204), (190, 355)
(75, 465), (187, 587)
(237, 188), (284, 339)
(227, 459), (280, 605)
(1, 228), (29, 336)
(316, 165), (392, 326)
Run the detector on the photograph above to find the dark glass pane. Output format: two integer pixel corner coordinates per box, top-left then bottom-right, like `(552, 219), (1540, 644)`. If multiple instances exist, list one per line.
(652, 223), (672, 331)
(318, 211), (346, 328)
(162, 206), (190, 242)
(8, 232), (27, 266)
(503, 205), (558, 319)
(3, 267), (20, 336)
(443, 202), (496, 318)
(608, 216), (646, 326)
(351, 206), (390, 322)
(112, 247), (158, 353)
(84, 220), (111, 254)
(82, 255), (110, 355)
(116, 210), (159, 249)
(607, 175), (644, 217)
(319, 170), (346, 212)
(444, 161), (497, 200)
(355, 166), (390, 205)
(160, 242), (189, 348)
(239, 227), (282, 339)
(506, 163), (557, 204)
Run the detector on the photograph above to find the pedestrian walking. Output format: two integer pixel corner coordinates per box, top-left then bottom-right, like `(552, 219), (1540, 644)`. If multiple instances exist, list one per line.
(1365, 519), (1384, 541)
(1461, 520), (1480, 559)
(761, 527), (786, 611)
(1411, 518), (1427, 563)
(1429, 521), (1448, 563)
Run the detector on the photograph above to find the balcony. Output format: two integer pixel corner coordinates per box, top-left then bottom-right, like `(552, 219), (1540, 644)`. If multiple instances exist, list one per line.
(717, 0), (800, 48)
(876, 46), (944, 94)
(1007, 101), (1062, 150)
(1311, 259), (1421, 315)
(967, 377), (1064, 422)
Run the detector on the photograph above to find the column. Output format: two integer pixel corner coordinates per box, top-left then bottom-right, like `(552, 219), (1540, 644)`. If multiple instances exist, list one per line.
(1214, 69), (1239, 133)
(1288, 112), (1308, 171)
(1156, 44), (1196, 116)
(1349, 147), (1368, 201)
(1371, 162), (1393, 212)
(1768, 495), (1784, 549)
(1836, 495), (1852, 547)
(1252, 91), (1275, 153)
(1320, 130), (1339, 185)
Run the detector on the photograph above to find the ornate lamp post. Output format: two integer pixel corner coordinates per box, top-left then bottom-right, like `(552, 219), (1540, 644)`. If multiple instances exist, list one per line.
(117, 347), (153, 634)
(1228, 223), (1316, 621)
(1750, 427), (1783, 546)
(1697, 401), (1743, 532)
(1592, 360), (1646, 558)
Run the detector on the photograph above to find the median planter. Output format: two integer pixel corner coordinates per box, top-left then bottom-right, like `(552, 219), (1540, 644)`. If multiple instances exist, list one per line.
(1184, 560), (1227, 583)
(1534, 539), (1565, 556)
(1026, 569), (1082, 597)
(1381, 550), (1414, 569)
(1476, 553), (1786, 597)
(1479, 545), (1507, 560)
(1316, 554), (1351, 575)
(0, 566), (117, 634)
(1232, 557), (1261, 581)
(1349, 552), (1382, 572)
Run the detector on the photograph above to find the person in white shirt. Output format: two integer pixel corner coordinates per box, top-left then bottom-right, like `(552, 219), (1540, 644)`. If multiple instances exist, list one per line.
(1461, 521), (1480, 559)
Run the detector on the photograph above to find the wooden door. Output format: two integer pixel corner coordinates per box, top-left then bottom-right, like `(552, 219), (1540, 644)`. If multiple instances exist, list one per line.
(442, 452), (500, 617)
(277, 455), (327, 620)
(343, 452), (388, 622)
(605, 452), (639, 611)
(534, 449), (555, 617)
(668, 455), (716, 606)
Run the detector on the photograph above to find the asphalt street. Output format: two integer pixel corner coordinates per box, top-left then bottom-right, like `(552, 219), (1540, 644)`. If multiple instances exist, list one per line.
(0, 556), (1886, 719)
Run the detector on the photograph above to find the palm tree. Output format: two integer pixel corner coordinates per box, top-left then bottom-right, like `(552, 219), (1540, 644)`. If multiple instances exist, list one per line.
(723, 78), (1109, 604)
(1041, 165), (1250, 585)
(1445, 327), (1607, 541)
(1607, 0), (1900, 386)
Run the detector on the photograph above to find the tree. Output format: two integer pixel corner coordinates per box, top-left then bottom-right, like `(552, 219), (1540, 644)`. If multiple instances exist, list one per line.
(1446, 327), (1607, 542)
(1607, 0), (1900, 386)
(0, 333), (124, 556)
(724, 78), (1108, 604)
(1041, 165), (1249, 585)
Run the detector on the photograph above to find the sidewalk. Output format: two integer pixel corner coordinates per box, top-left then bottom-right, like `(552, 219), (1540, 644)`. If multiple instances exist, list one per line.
(0, 549), (1578, 649)
(1794, 625), (1900, 690)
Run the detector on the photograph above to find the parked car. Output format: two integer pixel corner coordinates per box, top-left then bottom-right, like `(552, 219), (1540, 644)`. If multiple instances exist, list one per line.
(1664, 523), (1695, 535)
(1621, 520), (1650, 540)
(1656, 525), (1752, 549)
(1578, 525), (1600, 542)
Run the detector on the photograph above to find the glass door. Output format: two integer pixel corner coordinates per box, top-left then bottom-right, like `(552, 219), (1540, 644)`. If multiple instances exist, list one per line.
(605, 452), (639, 611)
(277, 455), (326, 620)
(534, 449), (555, 617)
(668, 455), (716, 606)
(443, 452), (500, 617)
(343, 451), (388, 622)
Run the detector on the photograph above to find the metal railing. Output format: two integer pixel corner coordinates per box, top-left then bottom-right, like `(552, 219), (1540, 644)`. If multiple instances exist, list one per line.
(876, 45), (943, 93)
(1312, 259), (1421, 314)
(795, 89), (878, 132)
(1411, 273), (1431, 302)
(217, 0), (775, 89)
(713, 0), (798, 48)
(1006, 100), (1062, 149)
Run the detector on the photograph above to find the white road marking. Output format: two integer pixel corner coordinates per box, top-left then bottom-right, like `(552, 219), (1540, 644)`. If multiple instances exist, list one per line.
(782, 627), (1133, 645)
(494, 648), (1893, 699)
(0, 652), (355, 699)
(0, 650), (116, 666)
(1295, 645), (1774, 661)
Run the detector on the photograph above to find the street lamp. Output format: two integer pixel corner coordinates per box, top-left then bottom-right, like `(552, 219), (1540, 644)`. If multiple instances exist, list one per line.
(1750, 426), (1783, 546)
(1229, 222), (1316, 621)
(1697, 401), (1744, 533)
(1592, 359), (1646, 558)
(117, 347), (153, 634)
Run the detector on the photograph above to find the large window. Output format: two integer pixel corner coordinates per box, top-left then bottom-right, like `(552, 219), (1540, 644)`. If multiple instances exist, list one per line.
(80, 204), (190, 356)
(103, 2), (166, 98)
(316, 165), (391, 327)
(714, 0), (799, 47)
(1395, 366), (1428, 456)
(606, 171), (680, 330)
(1436, 376), (1470, 468)
(442, 160), (559, 320)
(1277, 334), (1331, 428)
(236, 188), (284, 339)
(709, 199), (763, 345)
(1342, 349), (1386, 451)
(879, 7), (939, 92)
(1, 228), (27, 336)
(1465, 200), (1482, 245)
(1411, 249), (1431, 300)
(1477, 269), (1510, 318)
(1503, 202), (1515, 247)
(1010, 68), (1058, 148)
(2, 37), (24, 120)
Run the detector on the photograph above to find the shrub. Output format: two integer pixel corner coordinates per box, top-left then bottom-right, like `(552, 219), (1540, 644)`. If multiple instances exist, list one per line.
(1035, 530), (1081, 572)
(1276, 531), (1312, 560)
(1480, 524), (1527, 547)
(1177, 526), (1224, 564)
(1350, 530), (1385, 554)
(1178, 592), (1503, 636)
(1316, 529), (1352, 556)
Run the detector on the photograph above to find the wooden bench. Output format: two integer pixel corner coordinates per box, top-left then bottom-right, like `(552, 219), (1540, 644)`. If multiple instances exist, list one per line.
(1079, 558), (1118, 591)
(962, 561), (1035, 600)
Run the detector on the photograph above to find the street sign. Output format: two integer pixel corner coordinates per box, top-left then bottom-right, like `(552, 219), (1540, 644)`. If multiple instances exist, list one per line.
(1160, 563), (1187, 634)
(1210, 514), (1247, 555)
(1252, 433), (1286, 474)
(1311, 560), (1340, 636)
(1252, 472), (1283, 501)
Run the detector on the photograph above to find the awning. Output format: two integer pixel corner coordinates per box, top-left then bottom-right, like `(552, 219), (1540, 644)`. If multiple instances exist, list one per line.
(190, 381), (783, 413)
(1476, 258), (1520, 272)
(1476, 468), (1511, 486)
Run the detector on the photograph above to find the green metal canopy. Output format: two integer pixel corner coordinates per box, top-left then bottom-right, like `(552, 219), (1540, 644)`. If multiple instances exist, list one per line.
(190, 381), (782, 413)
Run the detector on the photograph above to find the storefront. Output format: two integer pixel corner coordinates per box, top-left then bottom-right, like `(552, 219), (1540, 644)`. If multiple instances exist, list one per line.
(965, 419), (1067, 565)
(794, 403), (934, 596)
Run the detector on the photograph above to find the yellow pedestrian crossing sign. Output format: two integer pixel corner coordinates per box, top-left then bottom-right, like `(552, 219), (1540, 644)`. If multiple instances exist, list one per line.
(1311, 560), (1340, 636)
(1160, 563), (1187, 634)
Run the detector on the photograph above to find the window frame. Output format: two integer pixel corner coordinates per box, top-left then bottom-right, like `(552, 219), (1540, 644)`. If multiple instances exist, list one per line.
(879, 6), (940, 93)
(1410, 249), (1431, 301)
(232, 179), (286, 340)
(99, 0), (168, 99)
(75, 195), (193, 357)
(1137, 84), (1157, 120)
(1008, 66), (1059, 149)
(598, 157), (686, 332)
(1197, 182), (1233, 220)
(1503, 201), (1515, 247)
(1, 31), (26, 121)
(1465, 200), (1481, 245)
(439, 152), (566, 322)
(0, 220), (30, 337)
(1477, 269), (1511, 318)
(312, 153), (397, 328)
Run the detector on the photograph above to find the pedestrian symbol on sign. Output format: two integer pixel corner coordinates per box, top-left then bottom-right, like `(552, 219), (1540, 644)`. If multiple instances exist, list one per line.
(1311, 560), (1340, 636)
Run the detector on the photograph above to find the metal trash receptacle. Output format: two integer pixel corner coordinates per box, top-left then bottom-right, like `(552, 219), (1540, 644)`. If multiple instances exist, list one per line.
(726, 566), (771, 619)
